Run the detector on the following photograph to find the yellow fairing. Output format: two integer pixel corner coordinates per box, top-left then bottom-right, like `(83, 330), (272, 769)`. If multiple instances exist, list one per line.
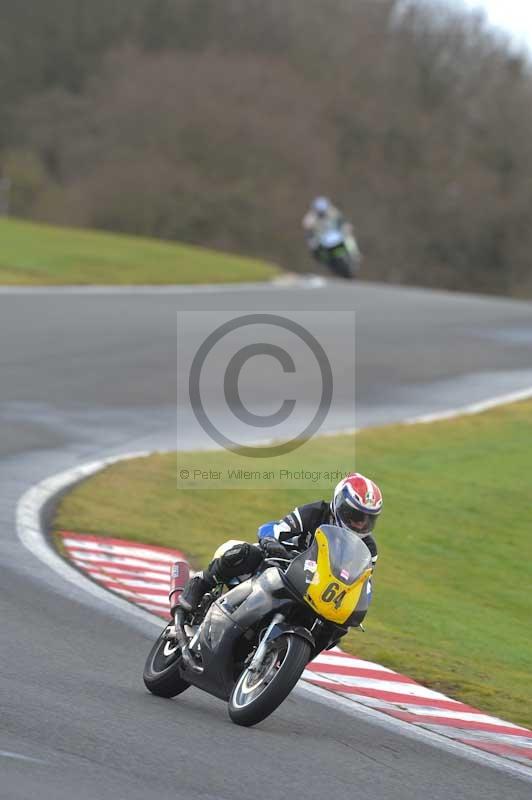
(304, 528), (372, 625)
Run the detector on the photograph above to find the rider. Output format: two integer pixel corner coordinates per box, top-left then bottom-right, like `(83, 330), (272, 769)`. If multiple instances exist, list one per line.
(302, 196), (360, 262)
(178, 473), (382, 618)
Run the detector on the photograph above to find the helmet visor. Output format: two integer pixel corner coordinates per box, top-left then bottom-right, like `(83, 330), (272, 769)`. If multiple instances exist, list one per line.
(335, 496), (377, 535)
(314, 198), (329, 216)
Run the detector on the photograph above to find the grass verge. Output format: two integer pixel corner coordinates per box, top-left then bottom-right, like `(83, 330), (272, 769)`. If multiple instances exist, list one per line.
(0, 218), (280, 285)
(54, 401), (532, 727)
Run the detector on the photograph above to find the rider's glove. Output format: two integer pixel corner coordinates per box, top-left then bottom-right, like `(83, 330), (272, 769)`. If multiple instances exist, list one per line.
(259, 538), (290, 559)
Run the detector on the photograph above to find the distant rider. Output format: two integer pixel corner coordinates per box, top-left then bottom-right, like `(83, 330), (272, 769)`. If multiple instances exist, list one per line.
(302, 196), (361, 264)
(178, 473), (382, 629)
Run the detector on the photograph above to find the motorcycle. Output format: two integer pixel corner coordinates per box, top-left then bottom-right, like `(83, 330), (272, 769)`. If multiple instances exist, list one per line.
(143, 525), (373, 727)
(314, 228), (360, 279)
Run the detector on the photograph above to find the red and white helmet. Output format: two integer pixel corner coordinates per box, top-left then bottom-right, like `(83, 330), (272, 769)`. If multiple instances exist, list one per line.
(332, 473), (383, 538)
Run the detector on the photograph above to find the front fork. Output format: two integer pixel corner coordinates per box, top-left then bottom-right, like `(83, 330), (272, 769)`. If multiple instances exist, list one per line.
(247, 613), (285, 674)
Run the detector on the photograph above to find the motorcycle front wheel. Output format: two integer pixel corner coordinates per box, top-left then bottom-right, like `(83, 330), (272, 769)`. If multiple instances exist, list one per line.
(143, 625), (190, 698)
(329, 254), (355, 279)
(228, 634), (311, 727)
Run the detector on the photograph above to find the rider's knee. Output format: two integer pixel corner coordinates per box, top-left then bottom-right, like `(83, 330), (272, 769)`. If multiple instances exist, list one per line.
(211, 542), (263, 582)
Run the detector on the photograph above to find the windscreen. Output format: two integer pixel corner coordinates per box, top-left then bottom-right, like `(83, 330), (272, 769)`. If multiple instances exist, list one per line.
(319, 525), (371, 585)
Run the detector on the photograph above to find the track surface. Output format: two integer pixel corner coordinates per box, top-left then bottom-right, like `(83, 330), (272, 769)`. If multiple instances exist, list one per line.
(2, 281), (532, 799)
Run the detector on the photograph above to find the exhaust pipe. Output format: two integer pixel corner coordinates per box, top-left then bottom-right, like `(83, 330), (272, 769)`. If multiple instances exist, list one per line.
(168, 560), (190, 614)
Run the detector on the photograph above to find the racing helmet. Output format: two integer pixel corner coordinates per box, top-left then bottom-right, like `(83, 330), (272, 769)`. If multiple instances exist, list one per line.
(332, 473), (383, 538)
(312, 196), (330, 217)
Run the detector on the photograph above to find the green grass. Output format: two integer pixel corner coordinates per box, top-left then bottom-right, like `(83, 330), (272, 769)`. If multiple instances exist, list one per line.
(0, 218), (280, 285)
(54, 401), (532, 727)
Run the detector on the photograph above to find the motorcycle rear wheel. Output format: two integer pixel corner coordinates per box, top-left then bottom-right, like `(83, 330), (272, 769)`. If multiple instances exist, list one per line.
(228, 634), (311, 727)
(143, 625), (190, 698)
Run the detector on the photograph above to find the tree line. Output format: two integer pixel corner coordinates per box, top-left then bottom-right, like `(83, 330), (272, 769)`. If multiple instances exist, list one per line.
(1, 0), (532, 296)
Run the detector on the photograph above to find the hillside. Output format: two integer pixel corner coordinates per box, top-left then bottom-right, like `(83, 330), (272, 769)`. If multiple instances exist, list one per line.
(0, 218), (279, 285)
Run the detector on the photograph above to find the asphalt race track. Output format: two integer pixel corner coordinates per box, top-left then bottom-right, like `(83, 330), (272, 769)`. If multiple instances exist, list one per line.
(1, 280), (532, 799)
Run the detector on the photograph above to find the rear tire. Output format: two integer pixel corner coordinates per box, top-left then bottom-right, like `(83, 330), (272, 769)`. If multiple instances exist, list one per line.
(228, 635), (311, 727)
(143, 625), (190, 698)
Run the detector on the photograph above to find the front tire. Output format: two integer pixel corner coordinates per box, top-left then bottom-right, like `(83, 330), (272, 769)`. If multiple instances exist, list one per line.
(330, 254), (355, 279)
(228, 634), (311, 727)
(143, 625), (190, 698)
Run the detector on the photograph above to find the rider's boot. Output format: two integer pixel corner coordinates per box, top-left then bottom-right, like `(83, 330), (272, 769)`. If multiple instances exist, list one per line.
(178, 572), (215, 613)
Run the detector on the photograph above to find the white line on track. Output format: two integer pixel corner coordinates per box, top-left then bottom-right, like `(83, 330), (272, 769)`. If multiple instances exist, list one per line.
(16, 451), (162, 629)
(62, 538), (179, 563)
(405, 385), (532, 424)
(69, 553), (171, 572)
(98, 576), (168, 590)
(306, 652), (396, 672)
(304, 671), (455, 699)
(0, 750), (47, 764)
(0, 276), (326, 295)
(80, 565), (169, 581)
